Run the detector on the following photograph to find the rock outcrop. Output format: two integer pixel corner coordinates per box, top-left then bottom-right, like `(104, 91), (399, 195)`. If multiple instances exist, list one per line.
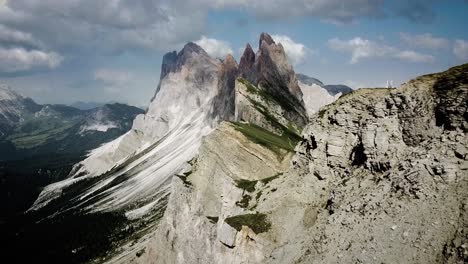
(134, 64), (467, 264)
(238, 33), (308, 129)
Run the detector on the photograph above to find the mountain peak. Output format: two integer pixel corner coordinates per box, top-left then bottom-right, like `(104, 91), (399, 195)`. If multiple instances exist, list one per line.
(223, 54), (237, 67)
(259, 32), (275, 47)
(179, 42), (207, 56)
(159, 42), (211, 81)
(239, 43), (256, 77)
(0, 84), (22, 101)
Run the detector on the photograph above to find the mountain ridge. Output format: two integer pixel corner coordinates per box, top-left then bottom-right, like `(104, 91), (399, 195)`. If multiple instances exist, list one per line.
(134, 63), (468, 264)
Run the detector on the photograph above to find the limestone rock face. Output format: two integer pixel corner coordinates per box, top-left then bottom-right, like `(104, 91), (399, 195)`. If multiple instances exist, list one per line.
(234, 78), (302, 137)
(30, 42), (223, 214)
(238, 33), (308, 128)
(211, 54), (239, 121)
(137, 64), (467, 264)
(121, 122), (294, 264)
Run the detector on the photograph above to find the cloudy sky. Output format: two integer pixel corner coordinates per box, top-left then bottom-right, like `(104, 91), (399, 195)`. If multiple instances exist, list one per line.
(0, 0), (467, 107)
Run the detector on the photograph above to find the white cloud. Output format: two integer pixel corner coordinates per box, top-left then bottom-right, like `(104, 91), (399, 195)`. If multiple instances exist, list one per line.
(0, 47), (63, 73)
(453, 40), (468, 61)
(395, 50), (434, 63)
(194, 36), (233, 58)
(399, 33), (449, 49)
(202, 0), (385, 24)
(0, 24), (39, 47)
(271, 34), (308, 65)
(328, 37), (434, 64)
(0, 0), (206, 53)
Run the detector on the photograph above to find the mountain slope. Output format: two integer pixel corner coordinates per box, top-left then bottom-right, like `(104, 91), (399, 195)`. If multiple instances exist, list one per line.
(15, 33), (313, 264)
(0, 84), (41, 137)
(30, 33), (308, 216)
(133, 64), (467, 263)
(0, 101), (143, 160)
(0, 87), (143, 218)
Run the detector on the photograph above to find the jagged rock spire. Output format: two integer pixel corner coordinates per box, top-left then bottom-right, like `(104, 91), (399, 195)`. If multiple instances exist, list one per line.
(211, 54), (239, 121)
(259, 32), (275, 47)
(239, 43), (255, 70)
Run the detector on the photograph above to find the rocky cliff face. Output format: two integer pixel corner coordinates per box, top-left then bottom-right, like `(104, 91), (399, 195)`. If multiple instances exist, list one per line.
(238, 34), (308, 128)
(130, 64), (467, 264)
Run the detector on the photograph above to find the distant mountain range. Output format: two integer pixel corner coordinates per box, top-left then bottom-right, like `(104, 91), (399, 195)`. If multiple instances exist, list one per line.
(296, 73), (353, 95)
(0, 86), (143, 160)
(70, 101), (111, 110)
(0, 84), (143, 216)
(296, 73), (353, 116)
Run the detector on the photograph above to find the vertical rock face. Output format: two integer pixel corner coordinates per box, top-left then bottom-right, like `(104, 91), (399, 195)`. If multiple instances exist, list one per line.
(236, 33), (308, 130)
(211, 54), (239, 121)
(433, 65), (468, 131)
(239, 43), (256, 85)
(134, 64), (467, 264)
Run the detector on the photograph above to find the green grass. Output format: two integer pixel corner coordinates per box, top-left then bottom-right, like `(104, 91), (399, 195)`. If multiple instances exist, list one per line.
(206, 216), (219, 224)
(8, 122), (75, 148)
(224, 213), (271, 234)
(230, 122), (299, 155)
(237, 78), (302, 143)
(235, 179), (257, 192)
(235, 194), (252, 208)
(235, 173), (283, 195)
(238, 78), (297, 113)
(175, 171), (192, 187)
(261, 173), (282, 184)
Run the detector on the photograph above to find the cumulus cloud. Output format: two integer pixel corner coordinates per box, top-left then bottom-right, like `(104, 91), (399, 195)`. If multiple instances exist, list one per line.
(204, 0), (449, 24)
(0, 0), (206, 53)
(400, 33), (449, 49)
(271, 35), (308, 65)
(328, 37), (434, 64)
(0, 47), (63, 73)
(0, 24), (40, 47)
(203, 0), (385, 24)
(195, 36), (233, 58)
(453, 40), (468, 61)
(395, 50), (435, 63)
(0, 0), (452, 58)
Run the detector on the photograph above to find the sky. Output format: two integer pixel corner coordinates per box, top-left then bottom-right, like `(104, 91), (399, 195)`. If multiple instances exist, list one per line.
(0, 0), (467, 107)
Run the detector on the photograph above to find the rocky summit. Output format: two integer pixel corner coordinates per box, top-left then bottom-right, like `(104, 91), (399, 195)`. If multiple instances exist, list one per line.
(9, 33), (467, 264)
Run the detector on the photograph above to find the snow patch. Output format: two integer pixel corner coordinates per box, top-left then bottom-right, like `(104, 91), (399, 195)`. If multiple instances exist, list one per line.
(80, 122), (118, 133)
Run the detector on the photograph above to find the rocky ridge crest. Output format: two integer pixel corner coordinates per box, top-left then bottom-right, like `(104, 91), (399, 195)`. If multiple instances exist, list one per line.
(130, 64), (468, 264)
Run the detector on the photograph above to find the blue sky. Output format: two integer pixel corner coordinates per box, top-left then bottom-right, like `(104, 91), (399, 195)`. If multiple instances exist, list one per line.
(0, 0), (467, 107)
